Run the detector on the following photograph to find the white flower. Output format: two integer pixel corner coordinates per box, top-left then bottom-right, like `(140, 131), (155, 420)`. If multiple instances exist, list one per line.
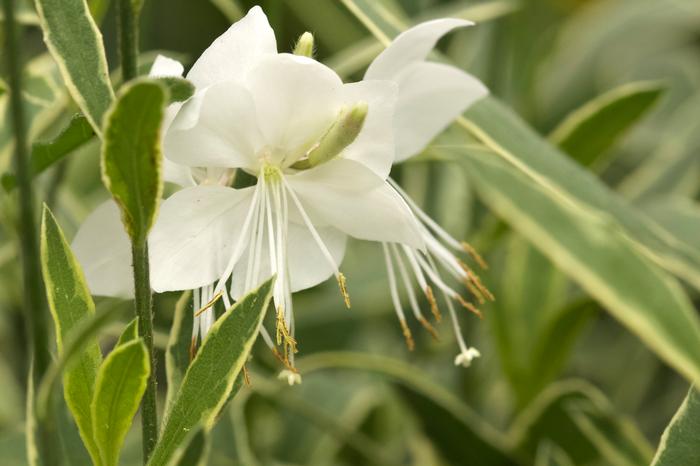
(147, 7), (423, 371)
(368, 19), (492, 365)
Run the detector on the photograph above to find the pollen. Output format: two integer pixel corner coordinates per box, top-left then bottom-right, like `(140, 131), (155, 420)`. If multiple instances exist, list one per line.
(399, 318), (415, 351)
(275, 308), (298, 364)
(242, 364), (252, 387)
(417, 316), (440, 341)
(337, 272), (351, 309)
(425, 286), (442, 322)
(456, 295), (483, 319)
(461, 241), (488, 270)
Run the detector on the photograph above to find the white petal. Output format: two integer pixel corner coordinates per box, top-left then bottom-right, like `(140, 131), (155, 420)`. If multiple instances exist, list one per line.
(71, 201), (134, 298)
(164, 80), (263, 171)
(286, 159), (423, 248)
(150, 186), (255, 292)
(393, 61), (488, 161)
(186, 6), (276, 88)
(162, 159), (195, 187)
(245, 54), (344, 161)
(365, 18), (473, 80)
(229, 222), (346, 298)
(149, 54), (184, 78)
(341, 79), (397, 179)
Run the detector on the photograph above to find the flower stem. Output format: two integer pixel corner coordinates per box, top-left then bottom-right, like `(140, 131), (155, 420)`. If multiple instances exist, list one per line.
(1, 0), (58, 463)
(132, 241), (158, 462)
(117, 0), (140, 82)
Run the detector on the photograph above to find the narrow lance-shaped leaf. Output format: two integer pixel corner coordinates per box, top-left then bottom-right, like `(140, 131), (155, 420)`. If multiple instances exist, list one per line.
(165, 429), (209, 466)
(148, 277), (275, 466)
(165, 291), (193, 412)
(117, 317), (139, 347)
(34, 0), (114, 135)
(453, 147), (700, 384)
(91, 339), (150, 466)
(549, 81), (664, 168)
(40, 205), (103, 465)
(650, 386), (700, 466)
(101, 79), (167, 243)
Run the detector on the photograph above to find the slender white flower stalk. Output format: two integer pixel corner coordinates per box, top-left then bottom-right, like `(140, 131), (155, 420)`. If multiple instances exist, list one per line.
(364, 17), (492, 366)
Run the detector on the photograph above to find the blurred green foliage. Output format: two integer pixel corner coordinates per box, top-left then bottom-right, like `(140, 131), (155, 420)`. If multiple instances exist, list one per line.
(1, 0), (699, 465)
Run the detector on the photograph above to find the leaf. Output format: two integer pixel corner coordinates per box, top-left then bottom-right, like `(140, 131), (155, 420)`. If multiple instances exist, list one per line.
(297, 351), (520, 466)
(147, 277), (274, 466)
(40, 205), (103, 465)
(165, 429), (209, 466)
(34, 0), (114, 135)
(454, 147), (700, 384)
(650, 386), (700, 466)
(339, 0), (700, 295)
(154, 77), (195, 104)
(165, 291), (193, 412)
(116, 317), (139, 346)
(101, 79), (167, 243)
(642, 198), (700, 254)
(549, 81), (664, 167)
(208, 0), (244, 22)
(91, 339), (150, 466)
(1, 114), (95, 192)
(510, 380), (653, 465)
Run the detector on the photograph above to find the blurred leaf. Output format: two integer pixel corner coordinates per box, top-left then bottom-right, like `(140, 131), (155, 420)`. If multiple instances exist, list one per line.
(209, 0), (244, 22)
(549, 81), (664, 168)
(91, 338), (149, 466)
(1, 114), (94, 192)
(454, 147), (700, 384)
(510, 380), (652, 465)
(650, 386), (700, 466)
(101, 79), (166, 243)
(35, 0), (114, 135)
(642, 198), (700, 254)
(165, 291), (193, 412)
(154, 77), (195, 104)
(166, 429), (209, 466)
(148, 277), (274, 466)
(298, 352), (520, 465)
(0, 428), (28, 466)
(534, 441), (575, 466)
(40, 205), (103, 465)
(87, 0), (112, 25)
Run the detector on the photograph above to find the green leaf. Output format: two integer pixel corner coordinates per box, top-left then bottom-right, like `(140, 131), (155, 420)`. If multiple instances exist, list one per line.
(40, 205), (103, 465)
(1, 114), (95, 192)
(549, 81), (664, 167)
(101, 79), (167, 243)
(34, 0), (114, 135)
(453, 148), (700, 384)
(650, 386), (700, 466)
(297, 352), (520, 466)
(165, 429), (209, 466)
(116, 317), (139, 346)
(642, 198), (700, 254)
(91, 339), (150, 466)
(510, 380), (653, 465)
(165, 291), (193, 412)
(148, 277), (274, 466)
(154, 77), (195, 103)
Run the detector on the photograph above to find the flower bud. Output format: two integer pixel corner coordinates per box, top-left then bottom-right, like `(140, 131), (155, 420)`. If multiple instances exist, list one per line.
(293, 32), (314, 58)
(305, 101), (368, 168)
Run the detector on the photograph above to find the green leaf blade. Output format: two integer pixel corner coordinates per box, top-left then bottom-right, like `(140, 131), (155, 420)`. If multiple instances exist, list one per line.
(148, 277), (274, 466)
(651, 387), (700, 466)
(549, 81), (664, 167)
(92, 339), (150, 466)
(165, 291), (193, 412)
(40, 205), (103, 465)
(34, 0), (114, 135)
(101, 79), (166, 243)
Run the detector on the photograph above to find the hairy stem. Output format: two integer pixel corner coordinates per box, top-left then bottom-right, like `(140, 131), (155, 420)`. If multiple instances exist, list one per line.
(132, 242), (158, 461)
(1, 0), (57, 463)
(117, 0), (140, 82)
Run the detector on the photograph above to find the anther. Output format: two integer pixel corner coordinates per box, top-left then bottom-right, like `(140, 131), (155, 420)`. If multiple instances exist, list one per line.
(194, 290), (223, 317)
(337, 272), (351, 308)
(417, 316), (440, 341)
(399, 318), (415, 351)
(425, 286), (441, 322)
(461, 241), (488, 270)
(242, 365), (252, 387)
(456, 295), (483, 319)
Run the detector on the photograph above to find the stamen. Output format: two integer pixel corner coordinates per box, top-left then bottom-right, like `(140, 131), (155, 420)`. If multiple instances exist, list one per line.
(399, 318), (415, 351)
(402, 246), (441, 322)
(461, 241), (488, 270)
(383, 243), (413, 351)
(425, 286), (442, 322)
(281, 177), (351, 308)
(242, 365), (251, 387)
(464, 267), (494, 302)
(194, 290), (223, 317)
(456, 295), (483, 319)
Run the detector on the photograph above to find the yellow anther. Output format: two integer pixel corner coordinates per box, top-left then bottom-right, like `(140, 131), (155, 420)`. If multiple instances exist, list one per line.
(242, 365), (252, 387)
(456, 295), (483, 319)
(466, 269), (494, 302)
(425, 286), (441, 322)
(275, 308), (298, 364)
(337, 273), (351, 309)
(464, 280), (486, 304)
(461, 241), (488, 270)
(399, 319), (415, 351)
(417, 316), (440, 341)
(194, 291), (223, 317)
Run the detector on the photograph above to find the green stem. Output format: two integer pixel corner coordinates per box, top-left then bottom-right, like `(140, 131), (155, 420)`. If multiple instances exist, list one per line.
(132, 241), (158, 462)
(117, 0), (140, 82)
(1, 0), (58, 463)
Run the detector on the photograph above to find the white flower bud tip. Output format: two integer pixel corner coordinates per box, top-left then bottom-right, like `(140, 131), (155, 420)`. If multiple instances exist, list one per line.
(454, 347), (481, 368)
(293, 32), (314, 58)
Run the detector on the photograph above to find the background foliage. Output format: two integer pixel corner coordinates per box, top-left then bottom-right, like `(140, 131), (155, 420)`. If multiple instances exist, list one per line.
(1, 0), (699, 465)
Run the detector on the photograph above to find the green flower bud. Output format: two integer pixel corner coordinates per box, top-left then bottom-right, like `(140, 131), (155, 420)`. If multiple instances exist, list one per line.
(293, 32), (314, 58)
(295, 101), (367, 169)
